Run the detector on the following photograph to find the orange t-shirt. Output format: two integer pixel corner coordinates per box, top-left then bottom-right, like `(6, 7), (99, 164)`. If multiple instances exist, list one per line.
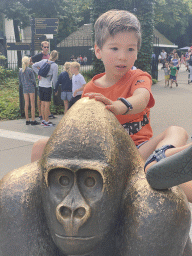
(82, 69), (155, 146)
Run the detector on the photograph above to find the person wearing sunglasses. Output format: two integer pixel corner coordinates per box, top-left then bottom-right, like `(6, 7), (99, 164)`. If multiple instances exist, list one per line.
(30, 41), (56, 120)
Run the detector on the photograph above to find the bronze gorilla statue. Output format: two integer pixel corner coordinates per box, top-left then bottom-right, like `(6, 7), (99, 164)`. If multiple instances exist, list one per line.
(0, 98), (192, 256)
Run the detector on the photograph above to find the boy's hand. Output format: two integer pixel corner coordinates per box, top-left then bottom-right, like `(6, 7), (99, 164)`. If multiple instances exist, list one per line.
(84, 93), (126, 115)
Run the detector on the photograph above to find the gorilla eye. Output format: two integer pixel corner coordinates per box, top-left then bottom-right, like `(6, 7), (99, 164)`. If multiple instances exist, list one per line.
(59, 176), (70, 186)
(84, 177), (95, 187)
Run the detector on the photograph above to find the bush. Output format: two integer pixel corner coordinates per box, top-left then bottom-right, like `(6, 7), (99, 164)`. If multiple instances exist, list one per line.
(0, 66), (18, 83)
(81, 69), (95, 82)
(152, 79), (158, 85)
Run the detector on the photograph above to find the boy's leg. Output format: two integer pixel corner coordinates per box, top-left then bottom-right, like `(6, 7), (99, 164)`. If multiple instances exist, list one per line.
(138, 126), (188, 162)
(64, 100), (69, 114)
(139, 126), (192, 193)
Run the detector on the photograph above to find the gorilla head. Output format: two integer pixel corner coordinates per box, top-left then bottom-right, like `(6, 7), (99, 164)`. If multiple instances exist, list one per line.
(40, 98), (143, 255)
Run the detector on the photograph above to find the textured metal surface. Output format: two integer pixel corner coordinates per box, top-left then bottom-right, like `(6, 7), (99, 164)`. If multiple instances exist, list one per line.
(0, 98), (191, 256)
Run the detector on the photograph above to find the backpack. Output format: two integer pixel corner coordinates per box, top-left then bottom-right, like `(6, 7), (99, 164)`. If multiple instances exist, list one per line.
(38, 60), (53, 77)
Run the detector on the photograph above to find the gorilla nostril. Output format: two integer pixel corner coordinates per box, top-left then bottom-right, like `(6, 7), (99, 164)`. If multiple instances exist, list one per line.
(74, 207), (86, 218)
(60, 206), (72, 218)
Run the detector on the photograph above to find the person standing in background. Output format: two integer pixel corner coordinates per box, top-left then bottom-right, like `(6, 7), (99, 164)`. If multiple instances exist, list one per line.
(32, 50), (58, 127)
(19, 56), (40, 125)
(55, 62), (72, 114)
(30, 41), (56, 120)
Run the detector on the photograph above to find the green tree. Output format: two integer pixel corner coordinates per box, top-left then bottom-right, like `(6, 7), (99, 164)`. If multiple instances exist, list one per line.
(154, 0), (192, 47)
(0, 0), (92, 66)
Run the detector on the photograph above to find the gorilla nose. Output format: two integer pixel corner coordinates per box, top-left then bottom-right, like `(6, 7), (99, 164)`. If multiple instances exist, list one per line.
(60, 206), (86, 219)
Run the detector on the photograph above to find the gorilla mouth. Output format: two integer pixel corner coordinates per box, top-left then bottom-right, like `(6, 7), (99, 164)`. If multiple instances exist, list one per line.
(55, 234), (96, 241)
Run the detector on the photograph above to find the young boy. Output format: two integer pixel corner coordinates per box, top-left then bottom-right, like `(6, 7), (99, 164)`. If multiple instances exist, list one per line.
(83, 10), (192, 199)
(169, 62), (178, 88)
(31, 10), (192, 202)
(68, 62), (86, 109)
(163, 62), (170, 87)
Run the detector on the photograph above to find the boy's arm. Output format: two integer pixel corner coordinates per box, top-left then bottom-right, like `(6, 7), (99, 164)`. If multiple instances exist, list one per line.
(85, 88), (150, 116)
(74, 84), (86, 97)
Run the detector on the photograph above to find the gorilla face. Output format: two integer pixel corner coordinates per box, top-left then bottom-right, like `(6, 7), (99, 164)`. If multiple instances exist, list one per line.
(40, 98), (138, 255)
(42, 160), (124, 255)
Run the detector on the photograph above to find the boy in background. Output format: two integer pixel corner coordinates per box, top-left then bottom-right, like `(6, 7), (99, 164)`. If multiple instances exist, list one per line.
(169, 62), (178, 88)
(68, 62), (86, 109)
(163, 62), (170, 87)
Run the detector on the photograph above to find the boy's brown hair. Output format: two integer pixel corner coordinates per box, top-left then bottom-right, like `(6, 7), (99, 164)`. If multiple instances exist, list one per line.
(94, 9), (141, 50)
(71, 61), (80, 71)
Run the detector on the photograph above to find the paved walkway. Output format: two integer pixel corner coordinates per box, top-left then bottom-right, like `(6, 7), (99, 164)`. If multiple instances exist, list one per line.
(0, 63), (192, 240)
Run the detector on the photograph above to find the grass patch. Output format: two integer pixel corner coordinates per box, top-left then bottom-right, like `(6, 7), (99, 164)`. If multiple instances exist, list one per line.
(0, 78), (21, 120)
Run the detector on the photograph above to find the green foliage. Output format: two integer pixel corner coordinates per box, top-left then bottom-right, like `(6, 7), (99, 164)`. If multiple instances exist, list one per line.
(135, 1), (154, 73)
(0, 78), (21, 120)
(0, 66), (18, 84)
(81, 69), (95, 82)
(154, 0), (192, 47)
(0, 55), (6, 60)
(152, 78), (157, 84)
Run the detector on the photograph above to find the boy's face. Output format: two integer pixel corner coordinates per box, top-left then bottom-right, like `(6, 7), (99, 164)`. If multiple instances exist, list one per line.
(71, 66), (78, 75)
(95, 31), (138, 80)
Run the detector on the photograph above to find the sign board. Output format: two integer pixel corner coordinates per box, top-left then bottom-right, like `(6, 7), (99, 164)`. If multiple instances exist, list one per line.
(34, 35), (46, 51)
(35, 18), (59, 35)
(6, 43), (31, 51)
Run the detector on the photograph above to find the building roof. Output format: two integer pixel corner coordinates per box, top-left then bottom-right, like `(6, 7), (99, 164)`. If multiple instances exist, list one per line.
(58, 24), (178, 48)
(57, 24), (93, 47)
(153, 28), (178, 48)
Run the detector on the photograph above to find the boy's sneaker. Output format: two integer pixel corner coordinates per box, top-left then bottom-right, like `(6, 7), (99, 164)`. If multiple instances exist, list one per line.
(26, 120), (30, 125)
(39, 116), (43, 120)
(43, 121), (55, 127)
(31, 120), (40, 125)
(41, 120), (46, 126)
(49, 114), (56, 119)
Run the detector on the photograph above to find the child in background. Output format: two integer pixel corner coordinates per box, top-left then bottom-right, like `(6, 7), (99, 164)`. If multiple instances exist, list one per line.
(55, 62), (72, 114)
(19, 56), (40, 125)
(169, 62), (178, 88)
(68, 62), (86, 109)
(163, 62), (170, 87)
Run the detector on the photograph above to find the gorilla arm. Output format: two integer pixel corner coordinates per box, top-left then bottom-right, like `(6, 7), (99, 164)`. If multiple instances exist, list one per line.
(0, 162), (65, 256)
(121, 168), (192, 256)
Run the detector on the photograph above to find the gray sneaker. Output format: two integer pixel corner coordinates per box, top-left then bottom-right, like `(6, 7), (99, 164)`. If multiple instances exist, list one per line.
(43, 121), (55, 127)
